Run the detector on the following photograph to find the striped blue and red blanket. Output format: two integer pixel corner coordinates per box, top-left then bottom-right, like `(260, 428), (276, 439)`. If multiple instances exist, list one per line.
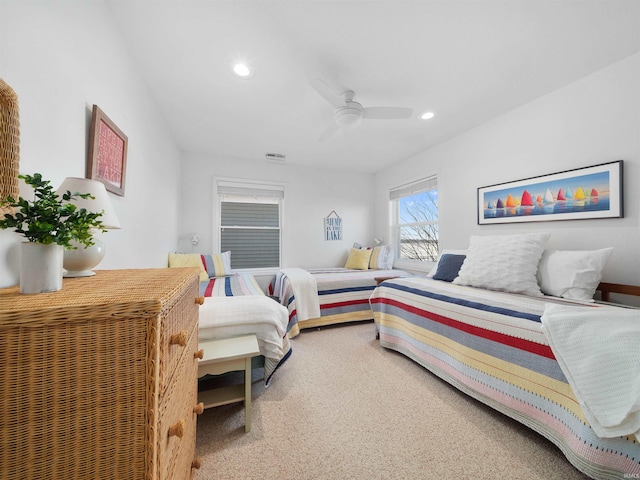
(370, 276), (640, 480)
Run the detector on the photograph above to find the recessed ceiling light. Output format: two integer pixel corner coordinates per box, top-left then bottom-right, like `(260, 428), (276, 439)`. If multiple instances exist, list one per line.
(420, 111), (435, 120)
(230, 61), (254, 79)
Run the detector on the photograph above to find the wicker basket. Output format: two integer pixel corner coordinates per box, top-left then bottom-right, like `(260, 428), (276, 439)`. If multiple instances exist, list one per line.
(0, 78), (19, 213)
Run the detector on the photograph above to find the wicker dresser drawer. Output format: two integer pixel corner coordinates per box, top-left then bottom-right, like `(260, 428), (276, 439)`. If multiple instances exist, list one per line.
(158, 326), (200, 480)
(160, 278), (201, 394)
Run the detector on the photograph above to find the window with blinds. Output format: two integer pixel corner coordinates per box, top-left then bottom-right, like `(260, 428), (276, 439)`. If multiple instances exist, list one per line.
(216, 179), (284, 269)
(390, 175), (439, 264)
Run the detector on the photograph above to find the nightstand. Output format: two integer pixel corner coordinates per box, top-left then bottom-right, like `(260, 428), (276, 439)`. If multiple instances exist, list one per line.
(197, 335), (260, 432)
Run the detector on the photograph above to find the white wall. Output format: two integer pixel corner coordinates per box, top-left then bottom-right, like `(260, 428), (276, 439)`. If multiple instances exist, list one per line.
(375, 53), (640, 286)
(179, 153), (375, 270)
(0, 1), (182, 287)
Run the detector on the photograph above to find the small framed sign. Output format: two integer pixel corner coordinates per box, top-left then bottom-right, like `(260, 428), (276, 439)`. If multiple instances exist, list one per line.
(87, 105), (128, 196)
(324, 210), (342, 241)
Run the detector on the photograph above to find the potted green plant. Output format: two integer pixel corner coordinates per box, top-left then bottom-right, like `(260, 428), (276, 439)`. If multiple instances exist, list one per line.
(0, 173), (105, 293)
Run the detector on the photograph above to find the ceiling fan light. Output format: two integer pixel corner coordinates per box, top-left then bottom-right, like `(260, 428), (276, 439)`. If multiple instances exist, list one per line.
(420, 111), (435, 120)
(334, 106), (363, 128)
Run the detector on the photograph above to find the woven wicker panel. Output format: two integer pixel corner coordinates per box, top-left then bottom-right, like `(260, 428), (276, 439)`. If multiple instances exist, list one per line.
(0, 268), (200, 480)
(160, 277), (200, 395)
(0, 312), (149, 479)
(0, 78), (19, 214)
(158, 327), (199, 480)
(0, 268), (199, 324)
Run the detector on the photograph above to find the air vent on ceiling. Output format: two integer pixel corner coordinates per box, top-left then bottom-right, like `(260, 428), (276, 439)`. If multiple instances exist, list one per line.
(265, 152), (286, 162)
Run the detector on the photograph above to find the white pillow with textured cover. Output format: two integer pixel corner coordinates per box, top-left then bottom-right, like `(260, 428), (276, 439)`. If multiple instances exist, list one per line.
(537, 247), (614, 301)
(452, 233), (550, 296)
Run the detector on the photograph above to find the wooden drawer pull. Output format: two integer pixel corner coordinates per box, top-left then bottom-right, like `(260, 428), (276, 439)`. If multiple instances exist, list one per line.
(193, 402), (204, 415)
(169, 330), (188, 347)
(168, 419), (185, 438)
(194, 349), (204, 360)
(191, 458), (202, 469)
(196, 296), (205, 305)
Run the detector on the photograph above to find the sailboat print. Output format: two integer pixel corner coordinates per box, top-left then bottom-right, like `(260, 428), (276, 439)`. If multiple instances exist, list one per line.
(479, 162), (618, 224)
(557, 188), (566, 201)
(542, 188), (555, 214)
(520, 190), (534, 206)
(520, 190), (534, 215)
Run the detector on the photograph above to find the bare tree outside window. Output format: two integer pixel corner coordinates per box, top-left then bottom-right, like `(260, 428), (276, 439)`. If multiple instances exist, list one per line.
(397, 189), (439, 262)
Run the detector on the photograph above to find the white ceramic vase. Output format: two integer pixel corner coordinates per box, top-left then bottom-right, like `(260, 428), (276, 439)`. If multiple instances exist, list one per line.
(20, 242), (64, 294)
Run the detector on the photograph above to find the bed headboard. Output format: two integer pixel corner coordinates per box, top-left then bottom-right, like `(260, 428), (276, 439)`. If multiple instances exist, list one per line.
(596, 282), (640, 303)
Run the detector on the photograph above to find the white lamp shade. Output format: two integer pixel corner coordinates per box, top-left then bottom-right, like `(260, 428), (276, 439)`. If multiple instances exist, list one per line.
(56, 177), (121, 229)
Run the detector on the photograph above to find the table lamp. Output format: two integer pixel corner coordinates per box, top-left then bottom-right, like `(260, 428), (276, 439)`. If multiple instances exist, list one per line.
(56, 177), (121, 277)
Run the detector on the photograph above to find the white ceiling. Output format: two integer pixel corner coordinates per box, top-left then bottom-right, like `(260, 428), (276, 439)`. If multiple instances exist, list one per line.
(106, 0), (640, 173)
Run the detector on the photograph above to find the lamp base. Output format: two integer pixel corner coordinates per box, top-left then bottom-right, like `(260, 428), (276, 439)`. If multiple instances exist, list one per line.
(63, 239), (106, 278)
(63, 269), (97, 278)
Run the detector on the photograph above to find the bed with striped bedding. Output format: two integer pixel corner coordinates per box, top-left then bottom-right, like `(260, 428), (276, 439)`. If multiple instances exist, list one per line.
(271, 268), (407, 337)
(370, 276), (640, 480)
(198, 272), (291, 385)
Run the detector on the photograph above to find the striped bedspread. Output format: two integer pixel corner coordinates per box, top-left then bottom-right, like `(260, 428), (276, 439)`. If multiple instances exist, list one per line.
(200, 272), (265, 297)
(370, 276), (640, 480)
(272, 268), (407, 337)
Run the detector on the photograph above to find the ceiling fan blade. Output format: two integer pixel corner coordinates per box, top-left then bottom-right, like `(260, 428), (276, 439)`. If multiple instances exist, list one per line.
(362, 107), (413, 119)
(311, 78), (345, 108)
(318, 123), (340, 142)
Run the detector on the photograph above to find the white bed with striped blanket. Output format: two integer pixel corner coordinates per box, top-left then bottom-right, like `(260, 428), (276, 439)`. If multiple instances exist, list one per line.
(271, 267), (407, 337)
(169, 254), (292, 384)
(198, 295), (291, 386)
(371, 276), (640, 479)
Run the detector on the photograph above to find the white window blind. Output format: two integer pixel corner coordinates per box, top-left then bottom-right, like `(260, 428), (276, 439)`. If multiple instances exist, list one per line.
(389, 176), (437, 200)
(216, 179), (284, 269)
(217, 180), (284, 199)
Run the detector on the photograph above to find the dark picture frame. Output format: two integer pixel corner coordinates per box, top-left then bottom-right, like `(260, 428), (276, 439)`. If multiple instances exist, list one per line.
(477, 160), (623, 225)
(87, 105), (128, 196)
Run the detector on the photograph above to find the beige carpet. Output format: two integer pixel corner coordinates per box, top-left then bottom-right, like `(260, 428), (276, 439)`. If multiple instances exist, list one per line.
(194, 322), (589, 480)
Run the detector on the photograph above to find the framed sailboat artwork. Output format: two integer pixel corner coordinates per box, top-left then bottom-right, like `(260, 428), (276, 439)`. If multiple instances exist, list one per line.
(477, 160), (623, 225)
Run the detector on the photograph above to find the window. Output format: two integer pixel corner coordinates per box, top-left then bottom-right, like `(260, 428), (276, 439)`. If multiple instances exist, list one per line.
(390, 176), (438, 267)
(215, 179), (284, 269)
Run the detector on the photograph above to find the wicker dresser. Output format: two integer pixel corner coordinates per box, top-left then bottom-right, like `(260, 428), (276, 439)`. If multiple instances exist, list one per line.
(0, 268), (203, 480)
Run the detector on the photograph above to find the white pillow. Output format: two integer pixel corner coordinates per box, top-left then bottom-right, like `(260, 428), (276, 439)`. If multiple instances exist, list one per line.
(369, 245), (395, 270)
(452, 233), (550, 296)
(537, 248), (614, 302)
(427, 249), (468, 277)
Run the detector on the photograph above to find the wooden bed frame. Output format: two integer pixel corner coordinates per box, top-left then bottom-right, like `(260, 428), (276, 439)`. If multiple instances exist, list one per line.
(596, 282), (640, 302)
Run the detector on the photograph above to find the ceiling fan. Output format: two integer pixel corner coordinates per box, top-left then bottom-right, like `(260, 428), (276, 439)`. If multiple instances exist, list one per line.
(311, 78), (414, 141)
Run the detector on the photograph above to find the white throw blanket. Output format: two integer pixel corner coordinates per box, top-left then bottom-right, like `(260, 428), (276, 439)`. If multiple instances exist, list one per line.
(541, 303), (640, 438)
(279, 268), (321, 321)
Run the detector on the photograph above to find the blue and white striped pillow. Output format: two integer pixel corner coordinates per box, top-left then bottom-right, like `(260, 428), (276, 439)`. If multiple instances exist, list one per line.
(369, 245), (394, 270)
(201, 251), (233, 277)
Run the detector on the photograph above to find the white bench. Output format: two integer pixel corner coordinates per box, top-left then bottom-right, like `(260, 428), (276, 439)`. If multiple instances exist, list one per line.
(197, 335), (260, 432)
